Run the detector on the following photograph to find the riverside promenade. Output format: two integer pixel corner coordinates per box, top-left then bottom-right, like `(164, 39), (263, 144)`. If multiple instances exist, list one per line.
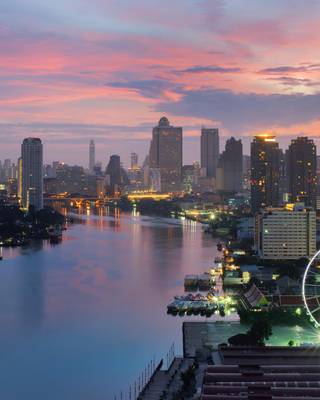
(138, 357), (193, 400)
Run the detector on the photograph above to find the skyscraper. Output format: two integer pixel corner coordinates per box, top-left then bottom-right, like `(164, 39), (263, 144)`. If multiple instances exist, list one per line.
(18, 157), (22, 202)
(216, 137), (243, 192)
(131, 152), (138, 170)
(251, 135), (280, 214)
(149, 117), (182, 192)
(89, 140), (95, 173)
(21, 138), (43, 210)
(106, 154), (121, 186)
(201, 127), (219, 178)
(288, 137), (317, 208)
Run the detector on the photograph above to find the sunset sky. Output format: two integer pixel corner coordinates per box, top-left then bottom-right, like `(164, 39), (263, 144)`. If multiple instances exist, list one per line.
(1, 0), (320, 166)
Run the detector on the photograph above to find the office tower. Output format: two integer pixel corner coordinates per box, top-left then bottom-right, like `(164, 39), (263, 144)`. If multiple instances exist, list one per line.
(149, 117), (182, 192)
(56, 165), (86, 194)
(317, 155), (320, 188)
(18, 157), (22, 202)
(250, 135), (280, 214)
(278, 149), (289, 204)
(131, 152), (138, 170)
(201, 127), (219, 178)
(149, 168), (161, 192)
(288, 137), (317, 208)
(89, 140), (95, 173)
(242, 155), (251, 190)
(3, 159), (11, 180)
(21, 138), (43, 210)
(216, 137), (243, 192)
(142, 155), (150, 188)
(106, 155), (121, 186)
(254, 203), (316, 260)
(182, 165), (195, 194)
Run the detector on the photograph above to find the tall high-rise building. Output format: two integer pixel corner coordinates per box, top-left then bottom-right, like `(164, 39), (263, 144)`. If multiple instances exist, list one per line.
(242, 155), (251, 190)
(131, 152), (138, 170)
(201, 127), (219, 178)
(18, 157), (22, 202)
(89, 140), (95, 173)
(56, 165), (86, 194)
(279, 149), (289, 204)
(106, 155), (121, 186)
(149, 117), (182, 192)
(216, 137), (243, 192)
(21, 138), (43, 210)
(288, 137), (317, 208)
(251, 135), (280, 214)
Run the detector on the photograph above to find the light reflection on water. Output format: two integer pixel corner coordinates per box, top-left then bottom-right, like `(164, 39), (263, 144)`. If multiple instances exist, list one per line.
(0, 207), (318, 399)
(0, 209), (215, 400)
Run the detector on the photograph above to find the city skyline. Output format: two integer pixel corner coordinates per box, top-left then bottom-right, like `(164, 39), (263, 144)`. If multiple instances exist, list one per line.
(1, 128), (320, 169)
(2, 3), (320, 400)
(1, 1), (320, 164)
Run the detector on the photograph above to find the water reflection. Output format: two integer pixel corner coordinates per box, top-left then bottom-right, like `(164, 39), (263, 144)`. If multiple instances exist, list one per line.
(18, 255), (45, 332)
(0, 208), (217, 400)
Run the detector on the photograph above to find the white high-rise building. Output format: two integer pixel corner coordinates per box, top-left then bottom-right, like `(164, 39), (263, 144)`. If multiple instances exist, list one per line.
(255, 203), (316, 260)
(21, 138), (43, 210)
(89, 140), (95, 173)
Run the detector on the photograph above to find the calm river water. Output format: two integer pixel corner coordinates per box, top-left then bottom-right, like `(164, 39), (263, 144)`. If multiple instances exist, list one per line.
(0, 209), (219, 400)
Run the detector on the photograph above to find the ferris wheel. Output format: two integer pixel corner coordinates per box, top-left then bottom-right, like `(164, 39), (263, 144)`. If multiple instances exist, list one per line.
(302, 249), (320, 327)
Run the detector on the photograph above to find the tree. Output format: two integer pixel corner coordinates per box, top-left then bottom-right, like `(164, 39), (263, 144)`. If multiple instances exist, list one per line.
(228, 316), (273, 346)
(228, 333), (255, 346)
(248, 316), (272, 346)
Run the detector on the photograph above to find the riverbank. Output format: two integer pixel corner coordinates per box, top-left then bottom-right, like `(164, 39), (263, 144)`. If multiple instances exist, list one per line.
(0, 204), (65, 247)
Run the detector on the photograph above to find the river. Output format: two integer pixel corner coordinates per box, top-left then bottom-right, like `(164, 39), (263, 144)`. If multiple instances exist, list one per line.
(0, 209), (219, 400)
(1, 208), (319, 400)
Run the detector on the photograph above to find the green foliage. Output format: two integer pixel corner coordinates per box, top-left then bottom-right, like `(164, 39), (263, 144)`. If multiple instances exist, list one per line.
(228, 315), (273, 346)
(238, 307), (310, 326)
(0, 204), (64, 243)
(137, 199), (181, 217)
(248, 315), (272, 345)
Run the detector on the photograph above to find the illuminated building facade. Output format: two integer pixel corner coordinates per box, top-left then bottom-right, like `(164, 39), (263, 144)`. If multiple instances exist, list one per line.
(131, 152), (138, 169)
(149, 117), (182, 192)
(255, 203), (316, 260)
(21, 138), (43, 210)
(288, 137), (317, 209)
(251, 135), (280, 214)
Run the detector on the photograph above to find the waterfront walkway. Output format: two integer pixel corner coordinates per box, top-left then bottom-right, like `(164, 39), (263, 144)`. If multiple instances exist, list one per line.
(138, 357), (193, 399)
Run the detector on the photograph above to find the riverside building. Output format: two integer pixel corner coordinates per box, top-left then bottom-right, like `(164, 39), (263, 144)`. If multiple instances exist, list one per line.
(250, 135), (280, 214)
(149, 117), (182, 192)
(254, 203), (316, 260)
(21, 137), (43, 210)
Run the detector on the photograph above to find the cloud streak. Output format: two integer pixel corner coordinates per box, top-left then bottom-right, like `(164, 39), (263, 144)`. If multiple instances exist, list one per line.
(176, 65), (242, 74)
(156, 88), (320, 131)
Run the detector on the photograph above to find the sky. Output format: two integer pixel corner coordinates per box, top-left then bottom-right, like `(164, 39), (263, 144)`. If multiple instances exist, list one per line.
(1, 0), (320, 167)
